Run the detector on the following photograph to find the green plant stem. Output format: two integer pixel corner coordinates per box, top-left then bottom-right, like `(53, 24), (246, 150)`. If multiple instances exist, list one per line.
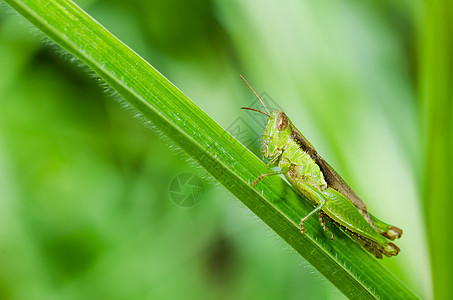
(420, 0), (453, 299)
(4, 0), (418, 298)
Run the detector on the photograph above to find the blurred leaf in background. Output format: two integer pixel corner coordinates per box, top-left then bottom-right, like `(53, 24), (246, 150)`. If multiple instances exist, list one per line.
(0, 0), (431, 299)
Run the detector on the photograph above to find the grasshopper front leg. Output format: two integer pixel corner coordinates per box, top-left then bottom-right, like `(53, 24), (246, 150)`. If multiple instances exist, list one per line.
(252, 168), (288, 186)
(252, 146), (286, 186)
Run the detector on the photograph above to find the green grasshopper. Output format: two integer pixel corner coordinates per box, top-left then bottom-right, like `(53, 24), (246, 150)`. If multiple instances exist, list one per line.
(240, 76), (402, 258)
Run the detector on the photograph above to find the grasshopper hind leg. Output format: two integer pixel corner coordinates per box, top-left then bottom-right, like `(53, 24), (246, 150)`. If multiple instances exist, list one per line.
(369, 214), (403, 240)
(318, 212), (334, 240)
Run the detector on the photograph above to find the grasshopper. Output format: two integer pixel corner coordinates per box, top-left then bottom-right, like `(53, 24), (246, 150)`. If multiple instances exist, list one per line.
(240, 76), (402, 258)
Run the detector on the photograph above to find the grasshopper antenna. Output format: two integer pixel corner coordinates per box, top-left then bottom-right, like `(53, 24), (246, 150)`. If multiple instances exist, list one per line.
(240, 75), (271, 116)
(240, 107), (271, 117)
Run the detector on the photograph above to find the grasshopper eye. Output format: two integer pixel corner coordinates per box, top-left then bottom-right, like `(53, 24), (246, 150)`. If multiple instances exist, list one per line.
(276, 112), (288, 131)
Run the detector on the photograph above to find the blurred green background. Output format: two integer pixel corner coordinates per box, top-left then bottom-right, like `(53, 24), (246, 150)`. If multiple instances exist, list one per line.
(0, 0), (432, 299)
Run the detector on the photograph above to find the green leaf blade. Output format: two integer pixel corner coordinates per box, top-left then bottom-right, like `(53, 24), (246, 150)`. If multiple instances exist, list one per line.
(4, 0), (419, 299)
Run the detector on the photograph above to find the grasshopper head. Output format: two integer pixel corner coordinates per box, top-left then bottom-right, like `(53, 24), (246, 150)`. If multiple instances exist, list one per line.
(260, 110), (291, 162)
(239, 75), (293, 164)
